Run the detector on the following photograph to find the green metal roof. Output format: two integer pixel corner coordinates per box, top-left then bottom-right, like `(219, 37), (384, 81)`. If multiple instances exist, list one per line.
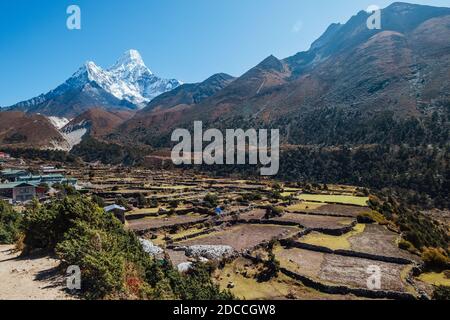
(0, 182), (38, 189)
(1, 169), (28, 175)
(19, 174), (65, 179)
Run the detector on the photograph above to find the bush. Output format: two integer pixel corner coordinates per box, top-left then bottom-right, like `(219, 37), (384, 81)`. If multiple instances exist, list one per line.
(257, 250), (280, 282)
(137, 193), (148, 208)
(92, 195), (105, 208)
(0, 201), (22, 244)
(264, 206), (284, 219)
(115, 197), (130, 209)
(169, 200), (179, 209)
(369, 193), (449, 249)
(149, 197), (159, 208)
(175, 262), (234, 300)
(56, 219), (153, 299)
(398, 239), (418, 255)
(204, 194), (218, 208)
(22, 196), (105, 252)
(421, 247), (449, 271)
(21, 195), (233, 300)
(242, 192), (262, 201)
(433, 286), (450, 300)
(357, 211), (389, 225)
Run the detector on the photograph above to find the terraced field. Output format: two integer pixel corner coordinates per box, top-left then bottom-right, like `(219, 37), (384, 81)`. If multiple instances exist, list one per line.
(66, 165), (442, 300)
(128, 213), (209, 232)
(176, 224), (300, 252)
(270, 213), (355, 232)
(296, 194), (369, 206)
(273, 246), (415, 294)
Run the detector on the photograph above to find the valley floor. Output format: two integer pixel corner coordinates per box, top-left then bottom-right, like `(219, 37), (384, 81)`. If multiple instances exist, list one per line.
(0, 245), (73, 300)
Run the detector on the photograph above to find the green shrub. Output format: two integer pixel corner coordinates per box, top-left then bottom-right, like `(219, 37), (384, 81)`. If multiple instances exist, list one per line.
(137, 193), (148, 208)
(264, 206), (284, 219)
(149, 197), (159, 208)
(357, 211), (389, 225)
(174, 262), (234, 300)
(169, 200), (179, 209)
(204, 194), (218, 208)
(22, 196), (104, 252)
(91, 195), (105, 208)
(0, 201), (22, 244)
(56, 220), (152, 299)
(257, 250), (280, 282)
(242, 192), (262, 201)
(433, 286), (450, 300)
(422, 247), (450, 271)
(398, 239), (418, 254)
(115, 197), (129, 209)
(21, 195), (233, 300)
(369, 194), (449, 250)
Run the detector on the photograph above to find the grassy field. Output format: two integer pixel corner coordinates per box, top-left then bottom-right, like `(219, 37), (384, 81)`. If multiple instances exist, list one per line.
(300, 224), (366, 250)
(418, 272), (450, 286)
(296, 194), (369, 206)
(281, 192), (295, 197)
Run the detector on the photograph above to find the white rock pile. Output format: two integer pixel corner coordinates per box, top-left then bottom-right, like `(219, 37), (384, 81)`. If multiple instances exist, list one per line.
(184, 245), (235, 260)
(139, 238), (163, 256)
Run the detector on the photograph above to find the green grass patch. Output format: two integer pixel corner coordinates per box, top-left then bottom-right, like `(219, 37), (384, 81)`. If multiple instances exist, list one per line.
(300, 224), (366, 250)
(418, 272), (450, 287)
(297, 194), (369, 206)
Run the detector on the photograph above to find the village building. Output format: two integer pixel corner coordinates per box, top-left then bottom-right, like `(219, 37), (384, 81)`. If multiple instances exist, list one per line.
(0, 182), (46, 203)
(0, 152), (11, 163)
(0, 169), (29, 182)
(104, 204), (127, 224)
(17, 174), (77, 186)
(40, 166), (66, 175)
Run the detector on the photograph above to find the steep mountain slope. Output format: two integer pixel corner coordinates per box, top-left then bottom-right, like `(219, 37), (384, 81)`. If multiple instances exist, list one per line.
(114, 2), (450, 147)
(143, 73), (235, 113)
(0, 112), (69, 150)
(115, 73), (236, 144)
(6, 50), (181, 118)
(62, 108), (134, 138)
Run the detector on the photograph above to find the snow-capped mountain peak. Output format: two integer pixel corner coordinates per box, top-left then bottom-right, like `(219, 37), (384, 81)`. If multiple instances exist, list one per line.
(7, 50), (182, 116)
(110, 49), (150, 73)
(77, 50), (182, 107)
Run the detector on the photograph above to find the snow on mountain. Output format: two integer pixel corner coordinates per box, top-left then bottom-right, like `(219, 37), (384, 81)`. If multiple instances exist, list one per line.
(105, 49), (182, 105)
(48, 116), (70, 129)
(7, 50), (182, 115)
(68, 50), (182, 107)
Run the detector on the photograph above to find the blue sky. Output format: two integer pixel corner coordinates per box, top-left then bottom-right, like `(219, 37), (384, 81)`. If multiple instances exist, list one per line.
(1, 0), (449, 106)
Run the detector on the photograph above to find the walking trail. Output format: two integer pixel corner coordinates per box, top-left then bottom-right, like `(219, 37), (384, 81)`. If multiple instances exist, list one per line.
(0, 245), (73, 300)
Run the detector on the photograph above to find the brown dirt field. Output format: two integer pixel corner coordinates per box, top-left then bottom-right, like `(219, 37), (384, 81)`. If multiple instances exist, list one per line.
(166, 249), (190, 266)
(218, 209), (267, 223)
(176, 224), (300, 252)
(275, 246), (413, 293)
(237, 209), (267, 222)
(271, 213), (355, 230)
(127, 214), (209, 231)
(348, 224), (419, 262)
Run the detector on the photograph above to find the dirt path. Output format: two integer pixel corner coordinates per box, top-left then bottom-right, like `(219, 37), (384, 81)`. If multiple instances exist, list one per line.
(0, 245), (74, 300)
